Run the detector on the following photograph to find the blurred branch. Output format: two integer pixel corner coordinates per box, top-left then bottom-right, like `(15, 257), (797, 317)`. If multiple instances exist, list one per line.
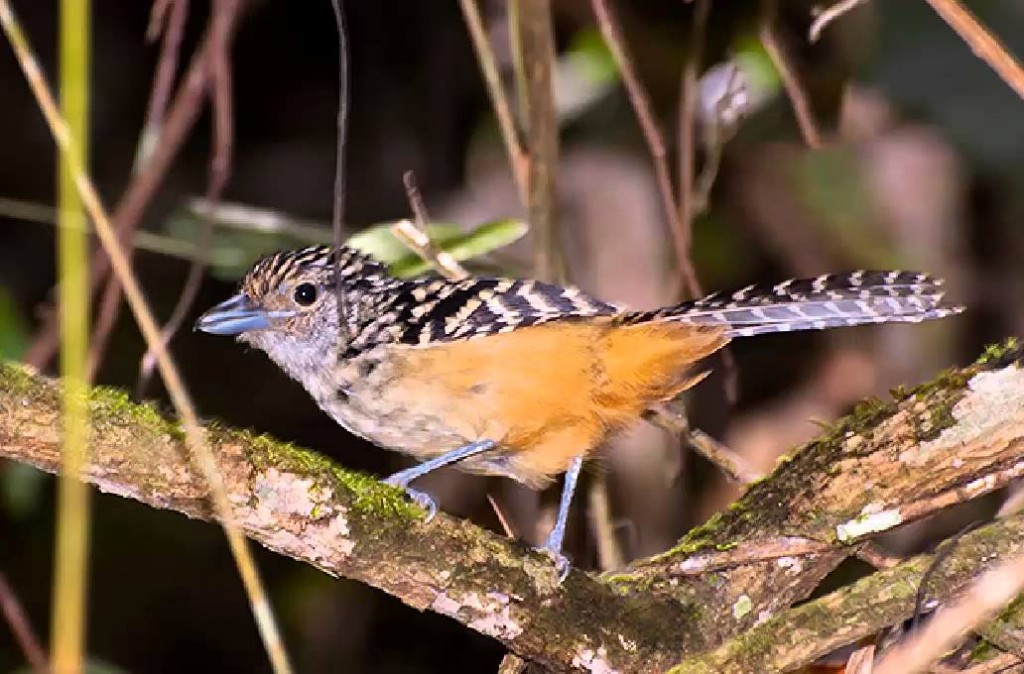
(0, 571), (48, 674)
(590, 0), (704, 300)
(459, 0), (528, 201)
(1, 340), (1023, 672)
(760, 4), (825, 149)
(23, 1), (246, 371)
(874, 547), (1024, 673)
(924, 0), (1024, 101)
(512, 0), (564, 283)
(671, 513), (1024, 673)
(390, 218), (469, 281)
(93, 0), (239, 383)
(809, 0), (867, 43)
(676, 0), (709, 254)
(136, 0), (189, 169)
(132, 0), (237, 395)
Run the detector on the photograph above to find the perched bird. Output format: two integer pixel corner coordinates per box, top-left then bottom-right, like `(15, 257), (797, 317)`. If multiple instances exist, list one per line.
(196, 244), (963, 576)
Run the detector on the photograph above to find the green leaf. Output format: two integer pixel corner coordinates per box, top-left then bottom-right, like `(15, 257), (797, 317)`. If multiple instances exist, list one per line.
(165, 199), (528, 280)
(346, 222), (465, 265)
(386, 219), (529, 278)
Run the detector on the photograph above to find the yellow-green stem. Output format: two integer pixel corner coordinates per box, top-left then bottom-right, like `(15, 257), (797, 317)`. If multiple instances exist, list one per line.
(52, 0), (91, 671)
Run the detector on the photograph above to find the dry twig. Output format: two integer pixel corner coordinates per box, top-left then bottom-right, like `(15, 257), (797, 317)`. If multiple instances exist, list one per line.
(132, 0), (236, 394)
(590, 0), (704, 300)
(809, 0), (868, 43)
(760, 4), (825, 149)
(458, 0), (527, 200)
(924, 0), (1024, 101)
(0, 571), (48, 674)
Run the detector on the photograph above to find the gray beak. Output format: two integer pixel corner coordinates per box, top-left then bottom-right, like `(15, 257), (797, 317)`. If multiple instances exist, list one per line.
(195, 294), (278, 336)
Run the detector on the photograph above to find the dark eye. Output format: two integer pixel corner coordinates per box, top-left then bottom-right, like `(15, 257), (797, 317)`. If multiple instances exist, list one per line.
(293, 283), (318, 306)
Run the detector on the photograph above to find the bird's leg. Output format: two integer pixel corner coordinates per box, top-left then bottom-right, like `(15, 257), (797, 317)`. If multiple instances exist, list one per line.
(383, 440), (496, 520)
(537, 455), (584, 581)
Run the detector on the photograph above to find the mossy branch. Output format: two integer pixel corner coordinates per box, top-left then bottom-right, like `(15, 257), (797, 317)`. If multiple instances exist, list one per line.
(1, 338), (1022, 672)
(0, 360), (704, 672)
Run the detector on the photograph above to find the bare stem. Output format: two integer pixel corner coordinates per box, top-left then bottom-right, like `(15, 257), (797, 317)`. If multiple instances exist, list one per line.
(924, 0), (1024, 101)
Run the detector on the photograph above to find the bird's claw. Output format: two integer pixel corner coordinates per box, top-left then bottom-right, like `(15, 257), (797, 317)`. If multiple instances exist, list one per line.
(535, 544), (572, 583)
(383, 478), (438, 521)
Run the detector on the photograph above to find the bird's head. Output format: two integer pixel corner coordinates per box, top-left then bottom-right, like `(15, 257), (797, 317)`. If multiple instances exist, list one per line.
(195, 244), (389, 383)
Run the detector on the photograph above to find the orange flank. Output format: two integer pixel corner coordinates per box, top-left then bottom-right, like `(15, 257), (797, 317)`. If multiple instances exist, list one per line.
(384, 319), (728, 487)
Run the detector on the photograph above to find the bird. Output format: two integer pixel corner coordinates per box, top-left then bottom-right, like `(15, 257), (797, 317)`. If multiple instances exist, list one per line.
(195, 244), (963, 577)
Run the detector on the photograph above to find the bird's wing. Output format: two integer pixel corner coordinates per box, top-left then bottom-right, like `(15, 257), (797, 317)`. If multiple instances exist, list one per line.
(350, 276), (618, 350)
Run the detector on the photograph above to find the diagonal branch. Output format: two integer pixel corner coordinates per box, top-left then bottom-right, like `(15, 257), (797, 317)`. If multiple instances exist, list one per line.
(2, 339), (1022, 672)
(0, 361), (709, 673)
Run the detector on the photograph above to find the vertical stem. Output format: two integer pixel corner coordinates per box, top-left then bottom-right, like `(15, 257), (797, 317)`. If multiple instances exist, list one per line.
(512, 0), (563, 282)
(458, 0), (528, 200)
(53, 0), (91, 670)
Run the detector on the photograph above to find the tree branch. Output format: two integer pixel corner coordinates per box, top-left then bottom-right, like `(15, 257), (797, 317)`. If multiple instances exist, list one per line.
(0, 361), (705, 672)
(1, 338), (1022, 671)
(612, 338), (1024, 645)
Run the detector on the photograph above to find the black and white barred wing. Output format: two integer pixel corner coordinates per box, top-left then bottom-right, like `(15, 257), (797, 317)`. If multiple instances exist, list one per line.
(360, 276), (617, 347)
(623, 271), (964, 338)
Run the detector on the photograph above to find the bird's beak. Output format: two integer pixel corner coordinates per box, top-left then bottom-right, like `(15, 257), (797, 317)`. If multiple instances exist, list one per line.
(195, 294), (283, 336)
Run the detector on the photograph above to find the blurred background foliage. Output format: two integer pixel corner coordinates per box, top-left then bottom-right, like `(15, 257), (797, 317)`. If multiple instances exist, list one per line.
(0, 1), (1020, 672)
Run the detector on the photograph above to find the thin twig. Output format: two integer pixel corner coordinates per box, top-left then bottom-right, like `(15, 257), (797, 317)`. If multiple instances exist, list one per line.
(136, 0), (189, 170)
(590, 0), (704, 300)
(458, 0), (528, 201)
(677, 0), (710, 248)
(86, 0), (241, 376)
(131, 0), (235, 394)
(924, 0), (1024, 101)
(391, 219), (469, 281)
(643, 403), (763, 484)
(486, 493), (518, 539)
(689, 429), (763, 484)
(875, 549), (1024, 674)
(329, 0), (353, 343)
(0, 5), (294, 671)
(0, 571), (48, 674)
(809, 0), (868, 43)
(760, 4), (825, 149)
(588, 472), (625, 570)
(398, 172), (469, 281)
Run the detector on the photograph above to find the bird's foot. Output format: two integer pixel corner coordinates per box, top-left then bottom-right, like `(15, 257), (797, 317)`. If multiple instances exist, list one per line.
(383, 478), (438, 521)
(535, 543), (572, 583)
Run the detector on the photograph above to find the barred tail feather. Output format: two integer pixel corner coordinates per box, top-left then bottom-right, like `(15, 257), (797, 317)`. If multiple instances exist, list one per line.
(621, 271), (964, 338)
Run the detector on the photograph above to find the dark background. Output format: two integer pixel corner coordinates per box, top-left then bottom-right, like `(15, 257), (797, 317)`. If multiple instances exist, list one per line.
(1, 1), (1022, 672)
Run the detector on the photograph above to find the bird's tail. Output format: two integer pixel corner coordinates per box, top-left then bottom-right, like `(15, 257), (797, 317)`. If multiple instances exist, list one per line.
(620, 270), (964, 338)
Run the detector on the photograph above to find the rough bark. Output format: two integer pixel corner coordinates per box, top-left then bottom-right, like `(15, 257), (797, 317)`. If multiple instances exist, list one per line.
(1, 339), (1022, 672)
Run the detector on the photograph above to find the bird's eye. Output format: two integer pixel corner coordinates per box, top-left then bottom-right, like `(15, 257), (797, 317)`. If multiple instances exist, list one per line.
(293, 283), (318, 306)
